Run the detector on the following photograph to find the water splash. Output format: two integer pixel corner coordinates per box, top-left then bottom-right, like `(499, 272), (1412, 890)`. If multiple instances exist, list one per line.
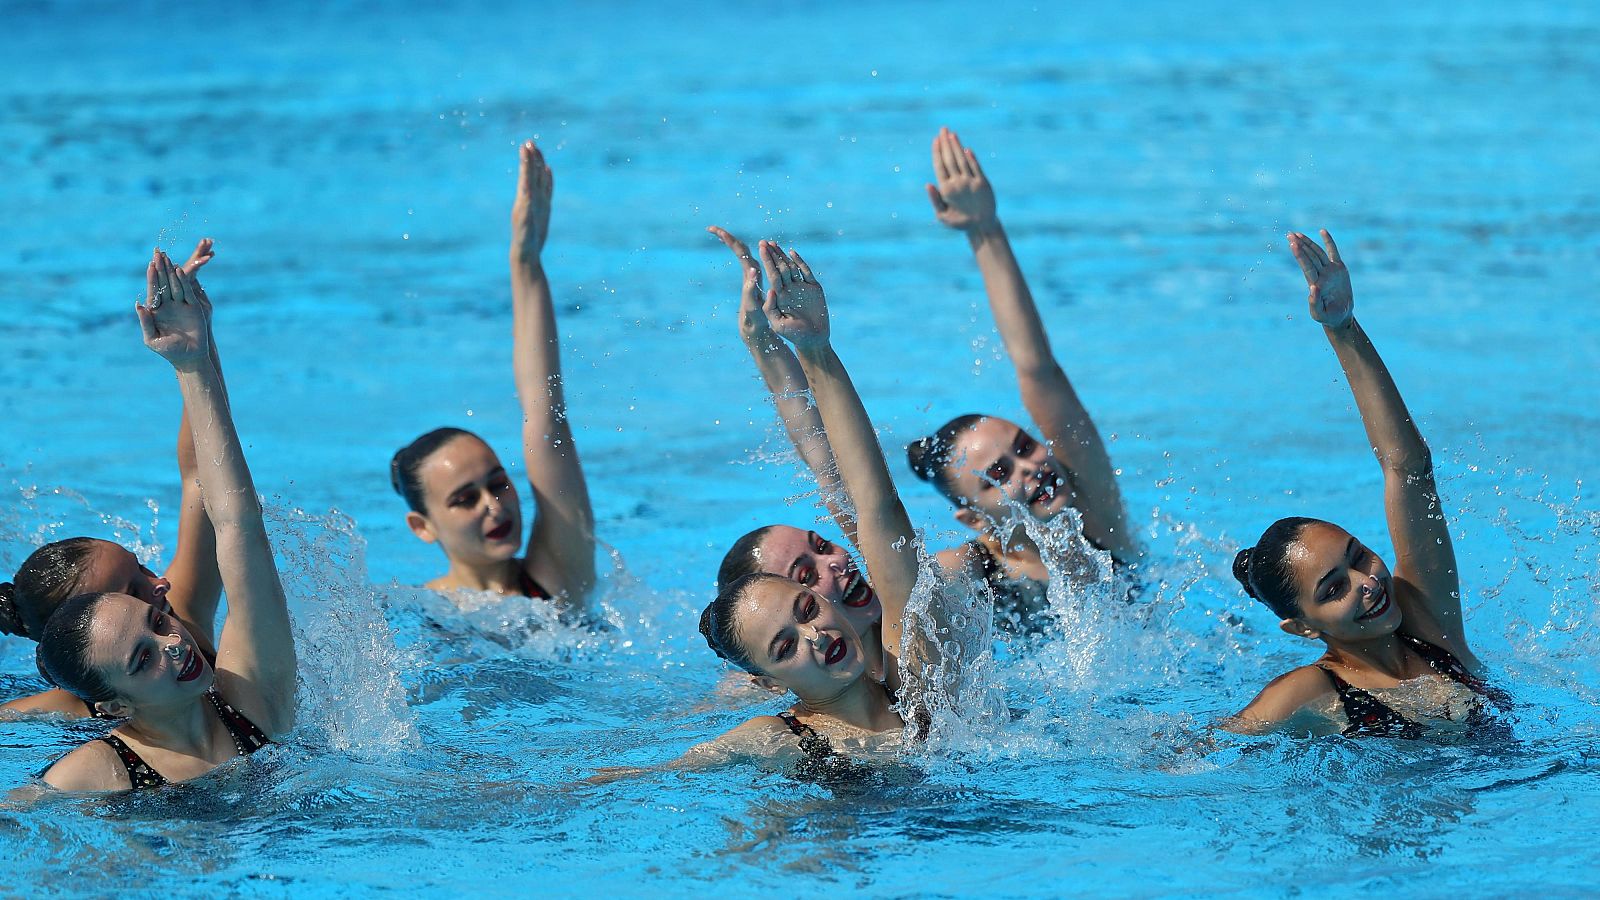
(261, 502), (419, 759)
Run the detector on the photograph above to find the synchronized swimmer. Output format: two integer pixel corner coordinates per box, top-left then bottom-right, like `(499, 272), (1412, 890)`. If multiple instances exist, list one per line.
(0, 130), (1508, 792)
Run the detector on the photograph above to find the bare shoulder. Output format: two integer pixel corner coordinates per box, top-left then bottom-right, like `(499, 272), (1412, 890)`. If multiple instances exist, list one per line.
(42, 739), (132, 792)
(1232, 665), (1337, 729)
(669, 715), (798, 770)
(724, 714), (796, 741)
(1, 689), (90, 719)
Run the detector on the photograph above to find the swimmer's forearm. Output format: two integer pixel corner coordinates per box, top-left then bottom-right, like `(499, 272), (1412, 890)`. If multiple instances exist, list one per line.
(173, 362), (262, 530)
(510, 257), (568, 427)
(170, 424), (223, 655)
(511, 258), (583, 469)
(747, 339), (855, 536)
(1323, 318), (1431, 475)
(967, 223), (1056, 377)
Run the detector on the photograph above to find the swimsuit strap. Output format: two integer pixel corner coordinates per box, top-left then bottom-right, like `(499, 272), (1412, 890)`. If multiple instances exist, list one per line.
(206, 690), (270, 755)
(1396, 633), (1496, 696)
(776, 712), (836, 760)
(100, 734), (168, 789)
(1317, 666), (1423, 739)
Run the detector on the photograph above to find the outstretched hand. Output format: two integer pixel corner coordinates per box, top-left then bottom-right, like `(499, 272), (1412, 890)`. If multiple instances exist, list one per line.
(708, 226), (773, 346)
(1289, 230), (1353, 328)
(512, 140), (553, 260)
(925, 127), (997, 232)
(180, 237), (214, 276)
(758, 241), (829, 350)
(137, 249), (211, 368)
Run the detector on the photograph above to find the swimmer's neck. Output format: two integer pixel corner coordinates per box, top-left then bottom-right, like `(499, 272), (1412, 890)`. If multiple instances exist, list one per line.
(123, 695), (221, 755)
(795, 675), (900, 734)
(1321, 631), (1412, 680)
(430, 558), (528, 597)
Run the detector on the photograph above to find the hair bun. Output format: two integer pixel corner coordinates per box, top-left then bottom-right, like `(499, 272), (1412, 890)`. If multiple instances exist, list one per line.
(0, 582), (27, 638)
(388, 453), (406, 496)
(906, 436), (939, 482)
(1231, 548), (1257, 598)
(697, 604), (728, 661)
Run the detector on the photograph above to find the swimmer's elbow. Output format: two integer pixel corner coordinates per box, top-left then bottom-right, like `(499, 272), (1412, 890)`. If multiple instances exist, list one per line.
(1378, 443), (1434, 478)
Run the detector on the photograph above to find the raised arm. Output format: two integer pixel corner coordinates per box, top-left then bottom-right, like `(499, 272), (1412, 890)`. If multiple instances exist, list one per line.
(927, 128), (1134, 562)
(138, 250), (295, 736)
(164, 238), (224, 657)
(709, 226), (857, 546)
(511, 140), (596, 607)
(1288, 230), (1464, 649)
(757, 242), (919, 652)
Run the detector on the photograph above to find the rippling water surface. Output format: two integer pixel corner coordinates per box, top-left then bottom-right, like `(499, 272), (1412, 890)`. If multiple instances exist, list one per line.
(2, 0), (1598, 896)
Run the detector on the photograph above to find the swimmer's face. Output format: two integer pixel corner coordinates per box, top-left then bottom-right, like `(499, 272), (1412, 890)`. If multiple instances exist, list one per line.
(85, 593), (212, 715)
(732, 577), (867, 702)
(75, 541), (173, 614)
(1279, 523), (1400, 643)
(750, 526), (882, 635)
(943, 418), (1073, 528)
(405, 435), (523, 565)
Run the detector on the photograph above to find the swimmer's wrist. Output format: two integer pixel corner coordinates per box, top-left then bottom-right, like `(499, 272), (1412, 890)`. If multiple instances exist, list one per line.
(965, 220), (1005, 247)
(1322, 316), (1358, 338)
(793, 341), (836, 363)
(510, 247), (545, 272)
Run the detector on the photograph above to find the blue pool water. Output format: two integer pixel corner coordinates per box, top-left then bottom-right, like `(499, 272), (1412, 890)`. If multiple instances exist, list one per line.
(3, 0), (1598, 895)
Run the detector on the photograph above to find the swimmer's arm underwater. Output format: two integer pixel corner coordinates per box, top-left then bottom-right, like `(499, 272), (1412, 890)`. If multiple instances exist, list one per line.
(927, 128), (1135, 564)
(1288, 230), (1470, 661)
(710, 225), (859, 547)
(582, 716), (803, 785)
(510, 140), (597, 609)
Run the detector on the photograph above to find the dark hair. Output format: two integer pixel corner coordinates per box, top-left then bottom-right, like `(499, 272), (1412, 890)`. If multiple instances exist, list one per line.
(907, 413), (988, 504)
(698, 572), (790, 675)
(2, 537), (99, 640)
(1232, 517), (1328, 618)
(390, 427), (478, 513)
(35, 591), (118, 704)
(716, 526), (777, 593)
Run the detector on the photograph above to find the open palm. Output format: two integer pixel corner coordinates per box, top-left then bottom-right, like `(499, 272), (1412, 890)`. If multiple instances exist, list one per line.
(758, 241), (829, 349)
(1289, 230), (1353, 328)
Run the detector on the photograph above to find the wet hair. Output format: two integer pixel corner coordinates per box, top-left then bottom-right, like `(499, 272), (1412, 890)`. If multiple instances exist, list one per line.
(1232, 517), (1328, 618)
(716, 526), (777, 593)
(1, 537), (98, 640)
(35, 591), (118, 704)
(698, 572), (790, 676)
(907, 413), (987, 504)
(390, 427), (478, 513)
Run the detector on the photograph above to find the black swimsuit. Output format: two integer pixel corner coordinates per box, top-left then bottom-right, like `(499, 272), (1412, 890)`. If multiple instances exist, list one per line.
(1319, 633), (1508, 738)
(99, 690), (271, 789)
(968, 541), (1048, 630)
